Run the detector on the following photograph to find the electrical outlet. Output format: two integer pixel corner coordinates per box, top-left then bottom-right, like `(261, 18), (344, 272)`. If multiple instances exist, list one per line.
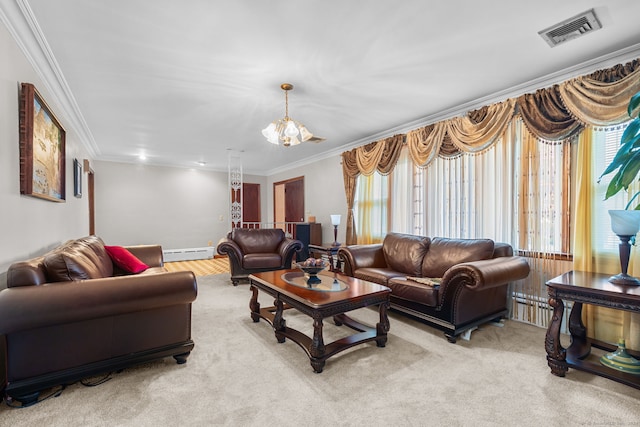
(218, 215), (224, 221)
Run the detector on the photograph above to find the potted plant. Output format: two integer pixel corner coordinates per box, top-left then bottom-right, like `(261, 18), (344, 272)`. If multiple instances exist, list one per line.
(600, 90), (640, 207)
(598, 90), (640, 284)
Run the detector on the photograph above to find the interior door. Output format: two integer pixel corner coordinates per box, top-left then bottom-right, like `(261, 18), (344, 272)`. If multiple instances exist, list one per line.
(274, 176), (304, 236)
(242, 183), (261, 227)
(285, 177), (304, 223)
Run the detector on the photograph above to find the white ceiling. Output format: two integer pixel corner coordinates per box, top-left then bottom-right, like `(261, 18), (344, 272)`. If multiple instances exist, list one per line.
(4, 0), (640, 175)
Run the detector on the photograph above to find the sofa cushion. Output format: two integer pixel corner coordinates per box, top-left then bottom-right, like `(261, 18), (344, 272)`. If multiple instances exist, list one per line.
(388, 277), (439, 307)
(105, 245), (149, 274)
(72, 236), (114, 277)
(421, 237), (495, 278)
(382, 233), (430, 276)
(44, 251), (104, 281)
(354, 267), (404, 286)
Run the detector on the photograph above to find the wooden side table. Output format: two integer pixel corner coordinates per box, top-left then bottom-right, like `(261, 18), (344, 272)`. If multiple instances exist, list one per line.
(545, 270), (640, 389)
(308, 243), (342, 272)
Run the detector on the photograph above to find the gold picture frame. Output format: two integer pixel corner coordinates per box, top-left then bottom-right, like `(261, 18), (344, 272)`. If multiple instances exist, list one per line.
(19, 83), (66, 202)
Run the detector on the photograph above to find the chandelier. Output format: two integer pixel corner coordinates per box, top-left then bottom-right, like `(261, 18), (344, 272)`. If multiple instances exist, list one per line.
(261, 83), (325, 147)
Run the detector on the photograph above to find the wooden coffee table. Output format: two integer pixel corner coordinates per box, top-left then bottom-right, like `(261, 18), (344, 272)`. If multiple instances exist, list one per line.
(248, 269), (391, 373)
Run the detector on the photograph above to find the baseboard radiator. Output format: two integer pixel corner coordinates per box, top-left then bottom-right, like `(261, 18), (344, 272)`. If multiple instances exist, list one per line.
(163, 247), (215, 262)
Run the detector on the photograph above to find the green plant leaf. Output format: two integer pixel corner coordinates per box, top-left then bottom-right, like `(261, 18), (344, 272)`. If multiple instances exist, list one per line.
(615, 150), (640, 190)
(629, 92), (640, 119)
(605, 169), (625, 199)
(621, 119), (640, 145)
(599, 138), (635, 179)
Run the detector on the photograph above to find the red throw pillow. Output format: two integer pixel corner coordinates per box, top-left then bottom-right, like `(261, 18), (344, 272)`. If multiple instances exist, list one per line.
(104, 245), (149, 274)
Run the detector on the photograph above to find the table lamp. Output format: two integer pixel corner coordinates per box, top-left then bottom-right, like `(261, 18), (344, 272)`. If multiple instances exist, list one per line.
(608, 210), (640, 285)
(331, 214), (341, 246)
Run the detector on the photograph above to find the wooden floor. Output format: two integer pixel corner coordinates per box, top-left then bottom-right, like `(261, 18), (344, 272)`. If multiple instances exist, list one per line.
(163, 257), (229, 277)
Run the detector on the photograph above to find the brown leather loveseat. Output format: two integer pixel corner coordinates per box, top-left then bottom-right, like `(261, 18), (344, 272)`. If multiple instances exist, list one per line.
(217, 228), (303, 286)
(338, 233), (530, 343)
(0, 235), (197, 406)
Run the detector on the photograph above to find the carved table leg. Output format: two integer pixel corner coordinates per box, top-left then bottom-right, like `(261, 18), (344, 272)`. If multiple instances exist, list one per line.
(545, 292), (568, 377)
(376, 302), (390, 347)
(273, 298), (286, 343)
(249, 285), (260, 323)
(569, 301), (586, 339)
(310, 317), (326, 373)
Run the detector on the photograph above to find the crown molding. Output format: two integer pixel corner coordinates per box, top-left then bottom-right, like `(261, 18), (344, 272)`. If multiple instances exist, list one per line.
(0, 0), (99, 157)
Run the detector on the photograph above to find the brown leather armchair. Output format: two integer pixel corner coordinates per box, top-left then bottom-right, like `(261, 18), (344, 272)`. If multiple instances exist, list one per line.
(217, 228), (303, 286)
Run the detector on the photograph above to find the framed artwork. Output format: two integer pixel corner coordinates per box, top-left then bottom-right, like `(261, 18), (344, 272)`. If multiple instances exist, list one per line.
(19, 82), (66, 202)
(73, 158), (82, 198)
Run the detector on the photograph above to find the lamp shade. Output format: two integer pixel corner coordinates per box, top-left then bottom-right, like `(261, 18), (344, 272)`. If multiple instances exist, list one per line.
(330, 215), (341, 226)
(609, 210), (640, 236)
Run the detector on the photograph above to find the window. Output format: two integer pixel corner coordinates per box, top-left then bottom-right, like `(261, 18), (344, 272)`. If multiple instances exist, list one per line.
(593, 123), (631, 253)
(353, 172), (389, 244)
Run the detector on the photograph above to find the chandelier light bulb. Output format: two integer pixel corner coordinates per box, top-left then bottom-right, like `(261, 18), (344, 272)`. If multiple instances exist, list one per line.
(262, 122), (276, 139)
(284, 120), (299, 137)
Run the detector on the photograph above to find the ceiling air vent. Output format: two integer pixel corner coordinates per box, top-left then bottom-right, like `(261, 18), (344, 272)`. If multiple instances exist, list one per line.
(538, 9), (602, 47)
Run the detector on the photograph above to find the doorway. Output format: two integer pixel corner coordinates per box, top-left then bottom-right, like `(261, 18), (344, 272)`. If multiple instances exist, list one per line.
(273, 176), (304, 235)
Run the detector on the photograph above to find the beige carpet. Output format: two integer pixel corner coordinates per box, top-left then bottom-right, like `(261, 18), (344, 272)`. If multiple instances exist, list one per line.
(3, 272), (640, 426)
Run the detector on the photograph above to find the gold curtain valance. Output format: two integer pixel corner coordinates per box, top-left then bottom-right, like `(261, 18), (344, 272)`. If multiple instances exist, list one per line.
(446, 99), (516, 153)
(559, 66), (640, 127)
(345, 134), (405, 177)
(344, 58), (640, 170)
(405, 100), (515, 167)
(406, 122), (446, 167)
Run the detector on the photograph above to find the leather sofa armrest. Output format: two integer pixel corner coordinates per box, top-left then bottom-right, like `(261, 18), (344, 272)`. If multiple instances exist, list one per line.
(441, 256), (530, 292)
(216, 237), (243, 263)
(124, 244), (164, 267)
(338, 244), (385, 276)
(0, 271), (197, 335)
(277, 238), (303, 260)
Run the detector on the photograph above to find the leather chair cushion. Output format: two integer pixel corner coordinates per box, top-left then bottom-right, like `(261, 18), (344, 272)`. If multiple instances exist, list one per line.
(422, 237), (495, 278)
(243, 253), (282, 269)
(382, 233), (430, 276)
(388, 277), (439, 307)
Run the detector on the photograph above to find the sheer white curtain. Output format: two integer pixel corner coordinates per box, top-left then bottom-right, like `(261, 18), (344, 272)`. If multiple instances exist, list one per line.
(420, 127), (515, 242)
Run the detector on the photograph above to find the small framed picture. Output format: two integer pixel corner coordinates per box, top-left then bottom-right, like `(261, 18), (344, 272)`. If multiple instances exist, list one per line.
(73, 158), (82, 198)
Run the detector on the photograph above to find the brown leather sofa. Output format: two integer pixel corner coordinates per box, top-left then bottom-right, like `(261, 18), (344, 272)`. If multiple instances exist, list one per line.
(338, 233), (530, 343)
(217, 228), (303, 286)
(0, 235), (197, 406)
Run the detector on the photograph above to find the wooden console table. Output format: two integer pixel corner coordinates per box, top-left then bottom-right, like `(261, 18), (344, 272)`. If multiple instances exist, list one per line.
(545, 270), (640, 389)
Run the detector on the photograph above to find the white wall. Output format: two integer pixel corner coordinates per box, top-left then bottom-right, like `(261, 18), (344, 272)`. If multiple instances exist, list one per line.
(267, 155), (348, 245)
(0, 21), (90, 283)
(93, 160), (267, 250)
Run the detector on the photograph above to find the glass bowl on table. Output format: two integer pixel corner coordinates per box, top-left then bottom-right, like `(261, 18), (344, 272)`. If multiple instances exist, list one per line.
(294, 258), (328, 286)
